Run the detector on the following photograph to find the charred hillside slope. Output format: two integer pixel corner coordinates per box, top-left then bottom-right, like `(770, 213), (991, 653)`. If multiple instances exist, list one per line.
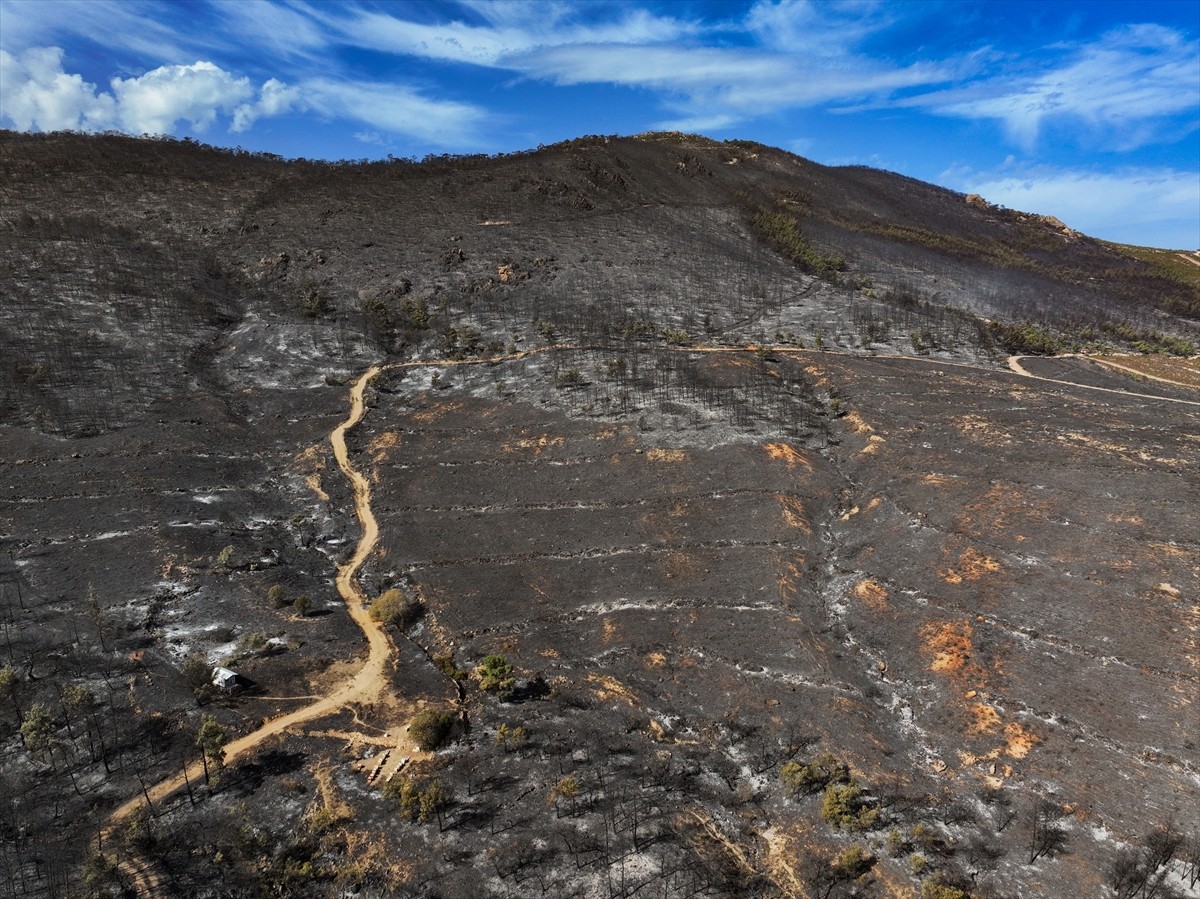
(0, 131), (1198, 899)
(2, 130), (1196, 437)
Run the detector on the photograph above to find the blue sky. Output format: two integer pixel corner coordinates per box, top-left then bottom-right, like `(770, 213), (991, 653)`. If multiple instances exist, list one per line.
(2, 0), (1197, 248)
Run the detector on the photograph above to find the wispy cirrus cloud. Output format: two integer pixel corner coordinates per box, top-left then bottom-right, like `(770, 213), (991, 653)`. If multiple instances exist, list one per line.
(0, 0), (194, 63)
(914, 24), (1200, 150)
(744, 0), (900, 57)
(305, 0), (691, 66)
(301, 0), (956, 131)
(206, 0), (333, 64)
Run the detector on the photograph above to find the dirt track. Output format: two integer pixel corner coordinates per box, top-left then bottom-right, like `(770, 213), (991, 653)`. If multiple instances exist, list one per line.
(107, 365), (393, 828)
(1007, 354), (1200, 405)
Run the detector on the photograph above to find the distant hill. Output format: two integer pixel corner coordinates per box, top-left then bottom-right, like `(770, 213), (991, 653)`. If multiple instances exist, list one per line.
(2, 129), (1195, 436)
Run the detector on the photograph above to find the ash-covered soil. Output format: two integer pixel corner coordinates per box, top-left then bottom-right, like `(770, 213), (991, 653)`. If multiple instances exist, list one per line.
(2, 131), (1198, 898)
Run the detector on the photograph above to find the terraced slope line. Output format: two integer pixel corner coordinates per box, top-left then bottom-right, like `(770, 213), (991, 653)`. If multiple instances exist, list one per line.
(107, 365), (393, 827)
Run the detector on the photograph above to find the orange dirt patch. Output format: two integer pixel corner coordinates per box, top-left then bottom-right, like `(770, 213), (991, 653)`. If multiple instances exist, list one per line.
(1092, 354), (1200, 390)
(858, 434), (885, 456)
(803, 364), (832, 389)
(759, 828), (805, 898)
(958, 482), (1043, 539)
(1057, 431), (1189, 467)
(762, 442), (811, 467)
(706, 354), (756, 369)
(843, 410), (874, 434)
(503, 433), (566, 455)
(587, 673), (638, 707)
(967, 701), (1003, 736)
(776, 559), (806, 600)
(1004, 721), (1038, 759)
(293, 444), (330, 501)
(776, 495), (812, 534)
(659, 551), (700, 582)
(941, 547), (1002, 584)
(369, 430), (402, 463)
(311, 762), (354, 826)
(1108, 512), (1145, 525)
(667, 500), (690, 519)
(851, 578), (889, 613)
(923, 473), (958, 486)
(953, 413), (1013, 445)
(646, 447), (687, 463)
(920, 620), (985, 681)
(410, 401), (465, 423)
(602, 618), (619, 645)
(644, 651), (667, 669)
(1147, 541), (1191, 559)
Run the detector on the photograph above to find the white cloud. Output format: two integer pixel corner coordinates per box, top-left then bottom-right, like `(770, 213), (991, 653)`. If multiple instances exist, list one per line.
(0, 46), (117, 131)
(111, 61), (253, 134)
(921, 24), (1200, 150)
(0, 47), (485, 148)
(953, 166), (1200, 249)
(232, 78), (303, 132)
(510, 41), (948, 131)
(208, 0), (331, 61)
(0, 47), (259, 134)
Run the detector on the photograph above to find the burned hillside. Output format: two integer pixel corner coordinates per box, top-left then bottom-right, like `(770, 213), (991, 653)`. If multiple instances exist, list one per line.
(1, 131), (1198, 898)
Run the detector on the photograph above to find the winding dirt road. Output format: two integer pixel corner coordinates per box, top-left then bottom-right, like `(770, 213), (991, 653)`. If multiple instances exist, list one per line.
(108, 365), (393, 828)
(1007, 354), (1200, 407)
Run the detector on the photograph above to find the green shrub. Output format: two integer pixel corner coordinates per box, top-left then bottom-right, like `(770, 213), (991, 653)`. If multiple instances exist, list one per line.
(782, 751), (851, 795)
(987, 321), (1059, 355)
(821, 780), (879, 831)
(384, 776), (449, 824)
(433, 654), (466, 681)
(834, 845), (873, 877)
(920, 876), (968, 899)
(408, 709), (456, 751)
(495, 723), (527, 751)
(748, 209), (846, 278)
(475, 654), (516, 697)
(369, 588), (422, 629)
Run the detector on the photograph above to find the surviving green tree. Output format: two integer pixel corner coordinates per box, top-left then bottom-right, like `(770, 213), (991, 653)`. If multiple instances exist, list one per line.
(475, 654), (516, 698)
(196, 713), (228, 786)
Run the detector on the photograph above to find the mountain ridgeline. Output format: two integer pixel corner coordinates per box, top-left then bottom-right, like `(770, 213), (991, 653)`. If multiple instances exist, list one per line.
(1, 129), (1196, 437)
